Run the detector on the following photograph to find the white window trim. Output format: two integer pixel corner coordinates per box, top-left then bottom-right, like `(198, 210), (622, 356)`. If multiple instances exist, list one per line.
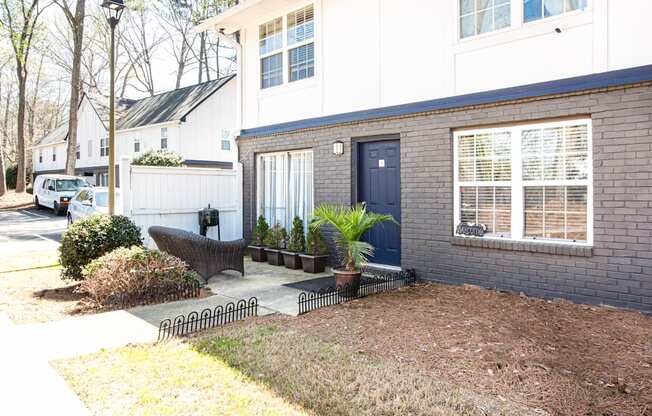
(134, 138), (141, 153)
(255, 149), (315, 225)
(258, 2), (317, 92)
(453, 118), (593, 246)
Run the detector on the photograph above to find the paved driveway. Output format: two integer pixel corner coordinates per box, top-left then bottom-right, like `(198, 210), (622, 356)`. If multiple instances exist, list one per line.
(0, 207), (66, 254)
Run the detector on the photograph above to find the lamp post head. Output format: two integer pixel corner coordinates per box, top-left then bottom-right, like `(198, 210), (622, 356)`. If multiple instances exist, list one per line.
(102, 0), (126, 26)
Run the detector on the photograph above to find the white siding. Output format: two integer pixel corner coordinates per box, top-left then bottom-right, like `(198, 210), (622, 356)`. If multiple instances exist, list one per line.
(75, 98), (109, 169)
(219, 0), (652, 129)
(117, 124), (180, 160)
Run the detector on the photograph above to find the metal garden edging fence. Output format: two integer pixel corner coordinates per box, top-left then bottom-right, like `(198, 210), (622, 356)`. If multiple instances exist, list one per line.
(107, 280), (202, 310)
(158, 297), (258, 342)
(298, 269), (417, 315)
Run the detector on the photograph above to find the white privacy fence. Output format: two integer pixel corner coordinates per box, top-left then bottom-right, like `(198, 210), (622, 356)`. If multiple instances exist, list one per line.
(119, 157), (243, 248)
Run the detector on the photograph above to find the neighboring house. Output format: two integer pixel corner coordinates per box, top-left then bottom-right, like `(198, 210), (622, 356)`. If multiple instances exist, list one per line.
(117, 74), (237, 169)
(32, 94), (112, 186)
(199, 1), (652, 312)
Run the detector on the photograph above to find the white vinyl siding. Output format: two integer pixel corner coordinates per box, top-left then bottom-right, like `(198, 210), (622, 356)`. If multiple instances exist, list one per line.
(460, 0), (511, 39)
(524, 0), (587, 23)
(256, 149), (314, 232)
(87, 140), (93, 157)
(454, 119), (592, 245)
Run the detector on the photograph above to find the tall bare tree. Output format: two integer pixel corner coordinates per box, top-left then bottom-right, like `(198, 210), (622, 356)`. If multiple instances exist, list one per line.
(0, 58), (8, 196)
(0, 0), (49, 192)
(56, 0), (85, 175)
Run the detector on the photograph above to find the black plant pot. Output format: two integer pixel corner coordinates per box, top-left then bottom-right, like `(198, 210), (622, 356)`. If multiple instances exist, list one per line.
(265, 248), (284, 266)
(299, 254), (328, 273)
(249, 245), (267, 262)
(281, 251), (302, 269)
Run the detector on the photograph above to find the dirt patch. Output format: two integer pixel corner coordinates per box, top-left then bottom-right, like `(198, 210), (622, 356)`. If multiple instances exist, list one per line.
(263, 283), (652, 416)
(0, 190), (33, 210)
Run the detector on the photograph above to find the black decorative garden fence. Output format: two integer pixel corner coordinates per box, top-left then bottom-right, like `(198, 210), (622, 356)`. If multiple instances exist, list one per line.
(298, 269), (417, 315)
(158, 297), (258, 342)
(108, 280), (202, 310)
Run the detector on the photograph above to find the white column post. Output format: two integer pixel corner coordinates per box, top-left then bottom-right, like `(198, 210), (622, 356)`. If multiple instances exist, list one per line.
(119, 156), (132, 217)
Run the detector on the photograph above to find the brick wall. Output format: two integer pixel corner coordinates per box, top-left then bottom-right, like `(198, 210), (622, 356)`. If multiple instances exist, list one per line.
(238, 83), (652, 312)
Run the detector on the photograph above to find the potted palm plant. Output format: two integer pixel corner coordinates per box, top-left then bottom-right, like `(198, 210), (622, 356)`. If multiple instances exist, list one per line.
(300, 220), (329, 273)
(312, 203), (397, 295)
(264, 222), (287, 266)
(248, 215), (269, 262)
(282, 216), (305, 269)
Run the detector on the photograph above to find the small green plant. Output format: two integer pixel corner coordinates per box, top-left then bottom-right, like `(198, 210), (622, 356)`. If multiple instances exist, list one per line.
(251, 215), (270, 246)
(312, 203), (396, 271)
(59, 215), (142, 281)
(80, 246), (199, 307)
(286, 216), (305, 253)
(305, 221), (328, 255)
(263, 222), (287, 249)
(132, 149), (183, 167)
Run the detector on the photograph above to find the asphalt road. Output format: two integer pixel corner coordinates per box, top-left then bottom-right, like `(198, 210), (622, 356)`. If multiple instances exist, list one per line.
(0, 206), (67, 255)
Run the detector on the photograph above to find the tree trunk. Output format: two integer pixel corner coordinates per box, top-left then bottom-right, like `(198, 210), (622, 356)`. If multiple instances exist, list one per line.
(0, 78), (6, 196)
(65, 0), (86, 176)
(15, 64), (27, 193)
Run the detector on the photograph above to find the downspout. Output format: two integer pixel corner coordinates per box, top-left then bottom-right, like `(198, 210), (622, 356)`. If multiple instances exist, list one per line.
(216, 28), (243, 164)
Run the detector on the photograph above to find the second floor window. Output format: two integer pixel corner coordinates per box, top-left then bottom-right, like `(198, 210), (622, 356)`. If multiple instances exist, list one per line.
(161, 128), (168, 149)
(52, 148), (56, 162)
(100, 138), (109, 157)
(75, 144), (80, 160)
(220, 130), (231, 151)
(134, 138), (141, 153)
(524, 0), (587, 22)
(38, 149), (43, 163)
(460, 0), (511, 39)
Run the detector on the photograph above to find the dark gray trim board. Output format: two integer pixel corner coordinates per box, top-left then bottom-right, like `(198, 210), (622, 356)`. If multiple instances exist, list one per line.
(240, 64), (652, 138)
(183, 160), (234, 169)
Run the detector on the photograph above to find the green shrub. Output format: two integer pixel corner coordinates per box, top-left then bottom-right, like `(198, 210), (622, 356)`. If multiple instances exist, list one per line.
(263, 222), (286, 249)
(306, 221), (328, 255)
(59, 215), (142, 281)
(251, 215), (269, 246)
(80, 246), (200, 308)
(132, 149), (183, 167)
(287, 216), (305, 252)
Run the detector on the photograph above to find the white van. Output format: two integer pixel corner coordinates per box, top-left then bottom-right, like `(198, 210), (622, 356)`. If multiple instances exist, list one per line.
(33, 175), (91, 215)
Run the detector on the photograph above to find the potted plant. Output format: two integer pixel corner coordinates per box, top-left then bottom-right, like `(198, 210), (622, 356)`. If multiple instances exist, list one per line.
(264, 222), (287, 266)
(248, 215), (269, 262)
(300, 220), (329, 273)
(282, 216), (305, 269)
(312, 203), (396, 295)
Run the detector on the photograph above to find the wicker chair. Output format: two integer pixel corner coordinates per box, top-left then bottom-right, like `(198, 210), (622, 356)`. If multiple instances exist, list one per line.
(148, 226), (246, 283)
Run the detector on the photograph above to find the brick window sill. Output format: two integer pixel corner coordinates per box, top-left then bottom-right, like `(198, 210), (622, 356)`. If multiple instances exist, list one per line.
(450, 236), (593, 257)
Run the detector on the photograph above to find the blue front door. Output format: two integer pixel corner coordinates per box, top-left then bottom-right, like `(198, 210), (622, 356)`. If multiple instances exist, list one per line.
(357, 140), (401, 266)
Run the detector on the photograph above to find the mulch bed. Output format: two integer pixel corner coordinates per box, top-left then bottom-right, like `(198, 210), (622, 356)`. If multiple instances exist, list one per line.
(0, 190), (33, 210)
(276, 283), (652, 416)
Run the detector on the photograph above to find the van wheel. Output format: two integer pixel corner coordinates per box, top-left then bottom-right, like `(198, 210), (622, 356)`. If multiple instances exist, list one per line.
(34, 196), (41, 209)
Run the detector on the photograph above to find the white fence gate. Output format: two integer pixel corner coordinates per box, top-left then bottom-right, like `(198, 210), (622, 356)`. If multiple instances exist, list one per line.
(119, 157), (243, 248)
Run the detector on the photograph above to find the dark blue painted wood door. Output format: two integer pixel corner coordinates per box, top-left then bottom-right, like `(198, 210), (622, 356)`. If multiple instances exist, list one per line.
(358, 140), (401, 266)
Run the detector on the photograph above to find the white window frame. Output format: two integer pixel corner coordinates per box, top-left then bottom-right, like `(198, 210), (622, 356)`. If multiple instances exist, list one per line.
(523, 0), (588, 23)
(258, 3), (316, 91)
(459, 0), (512, 39)
(453, 118), (593, 246)
(255, 149), (314, 229)
(75, 144), (80, 160)
(52, 147), (56, 162)
(100, 138), (109, 157)
(134, 138), (141, 153)
(38, 149), (43, 164)
(160, 127), (168, 149)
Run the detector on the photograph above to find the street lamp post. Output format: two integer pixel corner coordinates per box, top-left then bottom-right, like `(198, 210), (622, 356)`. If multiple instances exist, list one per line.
(101, 0), (126, 215)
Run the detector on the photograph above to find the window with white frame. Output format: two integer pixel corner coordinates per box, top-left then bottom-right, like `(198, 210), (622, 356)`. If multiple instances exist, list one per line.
(87, 140), (93, 157)
(160, 127), (168, 149)
(259, 4), (315, 89)
(52, 147), (57, 162)
(134, 138), (141, 153)
(38, 149), (43, 163)
(75, 144), (80, 160)
(460, 0), (511, 39)
(454, 119), (592, 244)
(100, 138), (109, 157)
(220, 130), (231, 151)
(256, 150), (313, 233)
(524, 0), (587, 22)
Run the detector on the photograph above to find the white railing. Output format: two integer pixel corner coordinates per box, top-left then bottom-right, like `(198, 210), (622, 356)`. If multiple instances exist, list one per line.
(120, 157), (243, 248)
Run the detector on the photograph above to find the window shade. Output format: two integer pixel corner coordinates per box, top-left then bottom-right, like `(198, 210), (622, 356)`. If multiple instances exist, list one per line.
(287, 5), (314, 45)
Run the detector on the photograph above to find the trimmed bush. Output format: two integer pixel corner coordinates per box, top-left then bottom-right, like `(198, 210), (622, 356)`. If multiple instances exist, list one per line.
(264, 222), (287, 249)
(251, 215), (269, 246)
(59, 215), (142, 281)
(306, 221), (328, 255)
(80, 246), (200, 308)
(287, 216), (305, 253)
(132, 149), (183, 167)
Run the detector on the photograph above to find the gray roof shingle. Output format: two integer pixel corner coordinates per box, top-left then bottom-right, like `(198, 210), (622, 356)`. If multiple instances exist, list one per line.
(117, 74), (235, 130)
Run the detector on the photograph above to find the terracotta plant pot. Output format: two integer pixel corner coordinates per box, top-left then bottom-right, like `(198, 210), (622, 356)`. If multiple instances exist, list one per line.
(265, 248), (284, 266)
(333, 269), (362, 297)
(299, 254), (328, 273)
(249, 245), (267, 262)
(281, 251), (302, 269)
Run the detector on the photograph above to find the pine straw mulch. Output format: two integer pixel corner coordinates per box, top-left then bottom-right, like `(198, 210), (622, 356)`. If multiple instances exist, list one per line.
(0, 190), (33, 210)
(278, 283), (652, 416)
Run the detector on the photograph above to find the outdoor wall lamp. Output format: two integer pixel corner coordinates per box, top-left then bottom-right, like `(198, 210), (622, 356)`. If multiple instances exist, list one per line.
(333, 140), (344, 156)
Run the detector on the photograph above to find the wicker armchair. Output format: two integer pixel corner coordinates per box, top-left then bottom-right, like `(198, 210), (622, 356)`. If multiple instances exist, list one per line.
(148, 226), (246, 283)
